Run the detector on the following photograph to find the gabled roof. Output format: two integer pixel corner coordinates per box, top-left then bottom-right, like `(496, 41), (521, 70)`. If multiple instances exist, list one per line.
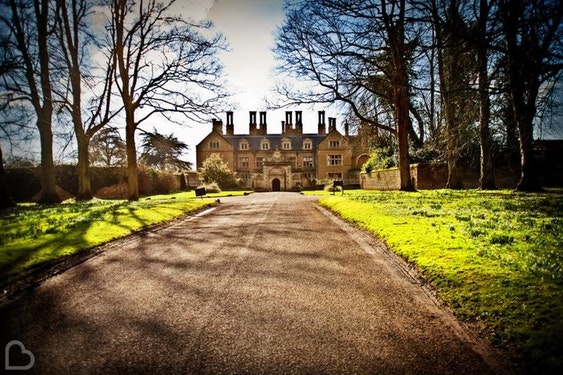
(196, 130), (233, 150)
(222, 133), (327, 150)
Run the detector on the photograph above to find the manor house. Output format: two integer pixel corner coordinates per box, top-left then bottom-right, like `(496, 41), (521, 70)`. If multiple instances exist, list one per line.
(196, 111), (370, 191)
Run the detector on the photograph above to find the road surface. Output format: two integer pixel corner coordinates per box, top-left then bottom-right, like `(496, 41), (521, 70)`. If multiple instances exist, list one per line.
(1, 192), (507, 374)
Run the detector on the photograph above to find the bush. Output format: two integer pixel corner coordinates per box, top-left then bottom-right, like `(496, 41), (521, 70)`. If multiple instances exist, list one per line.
(136, 164), (180, 195)
(199, 154), (239, 190)
(362, 146), (397, 172)
(95, 183), (128, 199)
(197, 182), (221, 194)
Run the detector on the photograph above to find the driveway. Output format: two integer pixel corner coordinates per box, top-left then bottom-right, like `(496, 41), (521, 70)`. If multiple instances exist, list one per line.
(1, 192), (507, 374)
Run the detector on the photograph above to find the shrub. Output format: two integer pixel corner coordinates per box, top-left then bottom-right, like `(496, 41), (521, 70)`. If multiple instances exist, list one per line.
(153, 171), (179, 194)
(199, 154), (238, 190)
(362, 146), (397, 172)
(197, 182), (221, 194)
(95, 183), (128, 199)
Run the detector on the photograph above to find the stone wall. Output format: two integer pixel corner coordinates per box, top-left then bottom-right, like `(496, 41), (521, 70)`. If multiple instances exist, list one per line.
(361, 164), (520, 190)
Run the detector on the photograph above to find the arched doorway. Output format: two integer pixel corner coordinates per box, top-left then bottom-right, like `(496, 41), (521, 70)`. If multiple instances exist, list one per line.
(272, 178), (281, 191)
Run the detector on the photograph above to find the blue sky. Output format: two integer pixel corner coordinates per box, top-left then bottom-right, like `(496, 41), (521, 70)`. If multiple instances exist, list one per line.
(177, 0), (343, 165)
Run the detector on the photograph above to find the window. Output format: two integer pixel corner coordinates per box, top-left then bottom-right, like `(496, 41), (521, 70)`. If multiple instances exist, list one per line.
(303, 141), (312, 150)
(255, 157), (264, 168)
(328, 154), (342, 166)
(303, 156), (314, 167)
(209, 141), (220, 149)
(329, 140), (340, 148)
(282, 141), (291, 150)
(328, 172), (342, 180)
(239, 141), (249, 150)
(261, 141), (270, 150)
(288, 157), (296, 167)
(239, 157), (249, 169)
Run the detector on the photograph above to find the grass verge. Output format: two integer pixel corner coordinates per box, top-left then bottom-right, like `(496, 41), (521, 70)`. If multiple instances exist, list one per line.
(318, 189), (562, 374)
(0, 191), (233, 288)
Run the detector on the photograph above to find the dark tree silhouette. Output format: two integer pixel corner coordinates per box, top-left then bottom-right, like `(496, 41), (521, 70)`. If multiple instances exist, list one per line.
(273, 0), (416, 191)
(140, 129), (192, 171)
(1, 0), (60, 203)
(53, 0), (120, 200)
(89, 127), (126, 167)
(498, 0), (562, 191)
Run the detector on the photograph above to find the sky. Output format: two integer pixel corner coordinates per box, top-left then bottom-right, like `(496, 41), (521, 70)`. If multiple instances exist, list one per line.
(174, 0), (342, 166)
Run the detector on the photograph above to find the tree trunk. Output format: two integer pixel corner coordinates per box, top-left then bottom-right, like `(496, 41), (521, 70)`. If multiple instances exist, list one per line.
(125, 115), (139, 201)
(510, 68), (541, 191)
(385, 0), (414, 192)
(476, 1), (496, 190)
(37, 117), (60, 204)
(36, 0), (60, 204)
(515, 104), (541, 191)
(0, 144), (16, 209)
(445, 119), (464, 189)
(396, 84), (414, 191)
(76, 132), (93, 200)
(441, 73), (464, 189)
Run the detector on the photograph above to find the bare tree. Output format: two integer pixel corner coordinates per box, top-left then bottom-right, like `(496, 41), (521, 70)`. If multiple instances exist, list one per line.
(273, 0), (416, 191)
(107, 0), (228, 201)
(475, 0), (496, 189)
(432, 0), (480, 189)
(53, 0), (120, 200)
(497, 0), (562, 191)
(0, 0), (60, 203)
(0, 93), (16, 208)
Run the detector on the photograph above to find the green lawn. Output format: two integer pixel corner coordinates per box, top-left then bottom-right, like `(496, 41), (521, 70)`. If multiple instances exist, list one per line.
(0, 191), (246, 286)
(316, 189), (562, 374)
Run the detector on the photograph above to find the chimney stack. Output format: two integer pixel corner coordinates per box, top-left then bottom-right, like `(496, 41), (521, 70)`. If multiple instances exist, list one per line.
(226, 111), (234, 135)
(295, 111), (303, 134)
(249, 111), (257, 135)
(285, 111), (293, 131)
(318, 110), (326, 135)
(259, 111), (268, 135)
(212, 118), (223, 134)
(328, 117), (336, 132)
(344, 121), (349, 136)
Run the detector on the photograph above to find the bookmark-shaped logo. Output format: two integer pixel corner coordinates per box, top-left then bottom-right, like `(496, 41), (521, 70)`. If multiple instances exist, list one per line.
(5, 340), (35, 371)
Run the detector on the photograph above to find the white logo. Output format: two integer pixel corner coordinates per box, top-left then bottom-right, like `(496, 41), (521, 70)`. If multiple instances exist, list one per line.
(5, 340), (35, 371)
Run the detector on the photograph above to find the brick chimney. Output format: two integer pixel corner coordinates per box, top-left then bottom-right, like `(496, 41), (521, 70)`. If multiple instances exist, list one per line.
(295, 110), (303, 134)
(259, 111), (268, 135)
(318, 110), (326, 135)
(226, 111), (234, 135)
(328, 117), (336, 132)
(344, 121), (349, 136)
(285, 111), (293, 131)
(249, 111), (257, 135)
(212, 118), (223, 134)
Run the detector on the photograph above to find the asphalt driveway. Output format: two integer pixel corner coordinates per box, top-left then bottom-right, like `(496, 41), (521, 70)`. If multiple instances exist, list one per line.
(1, 192), (508, 374)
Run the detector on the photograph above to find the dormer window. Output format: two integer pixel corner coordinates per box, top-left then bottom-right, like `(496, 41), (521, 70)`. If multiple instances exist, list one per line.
(282, 139), (292, 150)
(303, 140), (312, 150)
(261, 140), (270, 150)
(239, 141), (249, 150)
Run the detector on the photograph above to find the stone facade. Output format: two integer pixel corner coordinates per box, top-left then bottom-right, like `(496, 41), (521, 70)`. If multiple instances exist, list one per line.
(196, 111), (370, 191)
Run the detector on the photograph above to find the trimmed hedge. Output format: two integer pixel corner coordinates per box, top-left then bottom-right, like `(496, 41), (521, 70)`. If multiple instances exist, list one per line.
(5, 165), (185, 202)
